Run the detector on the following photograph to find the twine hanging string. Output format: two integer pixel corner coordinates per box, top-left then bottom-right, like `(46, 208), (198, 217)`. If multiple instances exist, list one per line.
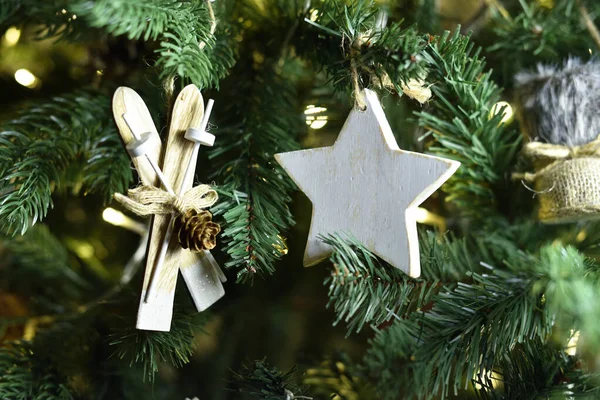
(201, 0), (218, 50)
(347, 9), (431, 109)
(350, 45), (367, 110)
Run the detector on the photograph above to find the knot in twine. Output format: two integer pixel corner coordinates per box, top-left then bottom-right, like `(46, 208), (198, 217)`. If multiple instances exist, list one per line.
(115, 184), (220, 251)
(114, 184), (217, 217)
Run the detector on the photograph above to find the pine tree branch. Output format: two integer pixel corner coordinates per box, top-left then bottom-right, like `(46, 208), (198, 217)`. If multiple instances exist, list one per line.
(362, 244), (600, 400)
(323, 231), (477, 334)
(0, 90), (132, 235)
(71, 0), (236, 88)
(488, 0), (596, 75)
(0, 341), (73, 400)
(108, 305), (209, 382)
(299, 0), (429, 95)
(209, 51), (302, 282)
(417, 29), (522, 219)
(230, 360), (309, 400)
(0, 0), (21, 25)
(82, 125), (132, 202)
(474, 340), (600, 400)
(0, 225), (89, 311)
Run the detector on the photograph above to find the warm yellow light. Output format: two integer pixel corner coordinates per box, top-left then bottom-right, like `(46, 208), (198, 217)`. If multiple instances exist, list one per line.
(412, 207), (430, 223)
(538, 0), (554, 9)
(3, 26), (21, 46)
(567, 330), (580, 356)
(75, 242), (95, 259)
(309, 118), (328, 129)
(489, 101), (514, 124)
(473, 369), (501, 390)
(304, 106), (327, 115)
(103, 208), (127, 226)
(412, 207), (446, 231)
(309, 8), (319, 21)
(103, 207), (146, 235)
(306, 105), (328, 129)
(14, 69), (39, 88)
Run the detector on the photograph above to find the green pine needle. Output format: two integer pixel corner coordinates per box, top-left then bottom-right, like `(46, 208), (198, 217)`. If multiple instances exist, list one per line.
(71, 0), (236, 88)
(323, 231), (477, 334)
(0, 90), (132, 235)
(108, 309), (209, 382)
(360, 243), (600, 399)
(1, 224), (88, 310)
(0, 342), (73, 400)
(210, 60), (302, 283)
(417, 29), (522, 219)
(230, 360), (306, 400)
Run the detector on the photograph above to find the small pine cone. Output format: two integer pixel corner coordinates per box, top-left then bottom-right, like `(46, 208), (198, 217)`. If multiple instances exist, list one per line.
(173, 209), (221, 252)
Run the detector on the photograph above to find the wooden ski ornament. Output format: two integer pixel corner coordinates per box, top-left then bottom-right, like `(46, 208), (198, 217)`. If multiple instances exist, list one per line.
(112, 85), (226, 332)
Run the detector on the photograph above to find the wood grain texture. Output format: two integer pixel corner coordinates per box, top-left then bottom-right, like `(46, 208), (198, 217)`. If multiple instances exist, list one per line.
(112, 88), (163, 187)
(275, 89), (460, 278)
(112, 86), (225, 332)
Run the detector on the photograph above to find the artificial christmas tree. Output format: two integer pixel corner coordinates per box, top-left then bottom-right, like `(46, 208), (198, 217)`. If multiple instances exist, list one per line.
(1, 1), (600, 399)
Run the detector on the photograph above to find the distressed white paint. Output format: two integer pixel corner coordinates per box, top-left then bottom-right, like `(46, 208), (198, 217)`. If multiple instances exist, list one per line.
(112, 86), (226, 331)
(275, 89), (460, 277)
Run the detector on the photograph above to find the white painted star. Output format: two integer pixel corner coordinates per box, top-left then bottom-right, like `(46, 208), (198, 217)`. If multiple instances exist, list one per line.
(275, 89), (460, 277)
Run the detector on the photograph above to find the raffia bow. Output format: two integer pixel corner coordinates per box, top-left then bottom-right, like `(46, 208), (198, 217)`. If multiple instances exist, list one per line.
(523, 136), (600, 159)
(114, 184), (218, 217)
(513, 137), (600, 182)
(512, 136), (600, 223)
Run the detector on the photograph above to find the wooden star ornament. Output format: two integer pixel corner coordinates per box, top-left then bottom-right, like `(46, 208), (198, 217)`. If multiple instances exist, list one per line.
(275, 89), (460, 277)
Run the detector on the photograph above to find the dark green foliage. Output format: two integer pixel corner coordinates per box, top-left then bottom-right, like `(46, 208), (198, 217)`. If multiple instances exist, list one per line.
(475, 340), (600, 400)
(0, 224), (88, 310)
(2, 0), (600, 398)
(359, 242), (600, 399)
(210, 61), (302, 283)
(0, 341), (73, 400)
(71, 0), (236, 88)
(83, 125), (133, 202)
(417, 30), (521, 219)
(108, 308), (209, 381)
(488, 0), (595, 79)
(413, 0), (440, 33)
(324, 231), (475, 334)
(303, 353), (375, 400)
(362, 322), (422, 400)
(0, 0), (20, 24)
(0, 317), (100, 400)
(230, 360), (306, 400)
(0, 90), (132, 235)
(302, 0), (429, 94)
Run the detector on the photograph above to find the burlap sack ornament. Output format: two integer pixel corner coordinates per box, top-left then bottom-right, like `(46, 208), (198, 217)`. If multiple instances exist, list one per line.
(513, 58), (600, 223)
(514, 138), (600, 223)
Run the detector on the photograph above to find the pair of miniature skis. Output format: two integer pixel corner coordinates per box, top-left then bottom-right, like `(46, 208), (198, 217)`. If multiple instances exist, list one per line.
(112, 85), (225, 332)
